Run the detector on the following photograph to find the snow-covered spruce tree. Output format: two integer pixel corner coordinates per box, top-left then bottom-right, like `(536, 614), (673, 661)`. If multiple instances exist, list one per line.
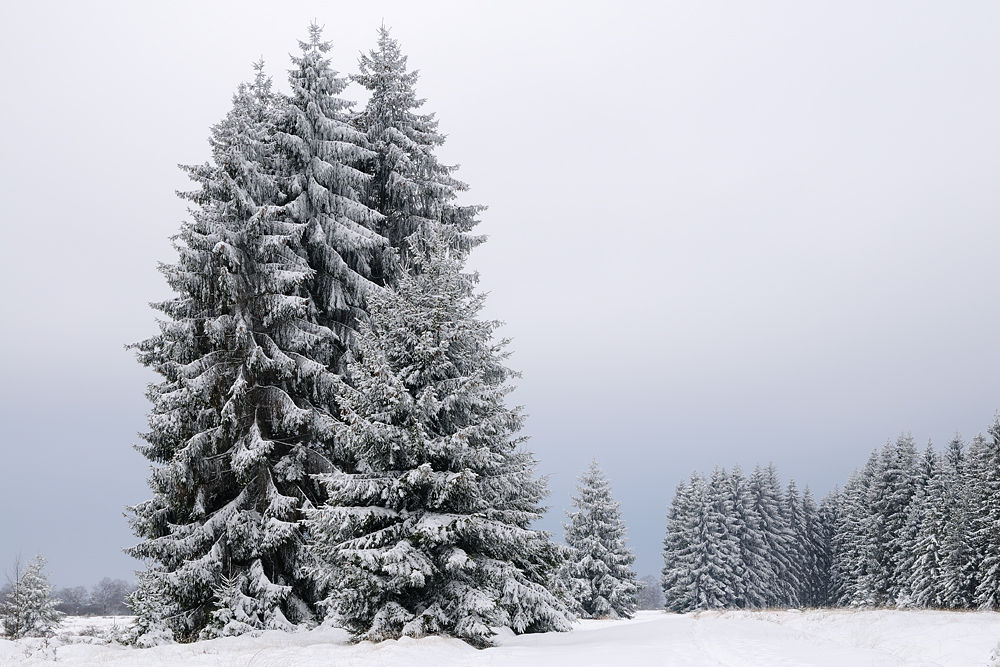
(127, 63), (341, 640)
(660, 469), (740, 611)
(831, 453), (876, 605)
(661, 476), (698, 612)
(910, 450), (949, 607)
(1, 555), (62, 639)
(800, 487), (830, 607)
(126, 569), (175, 647)
(749, 464), (798, 607)
(939, 434), (976, 608)
(555, 459), (639, 619)
(352, 26), (484, 259)
(858, 434), (918, 606)
(728, 465), (770, 608)
(279, 23), (390, 356)
(703, 466), (742, 607)
(304, 227), (571, 647)
(815, 488), (840, 606)
(896, 442), (936, 606)
(970, 419), (1000, 609)
(783, 480), (808, 606)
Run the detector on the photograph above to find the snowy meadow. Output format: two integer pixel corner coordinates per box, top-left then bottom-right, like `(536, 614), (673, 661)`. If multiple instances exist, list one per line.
(4, 610), (1000, 667)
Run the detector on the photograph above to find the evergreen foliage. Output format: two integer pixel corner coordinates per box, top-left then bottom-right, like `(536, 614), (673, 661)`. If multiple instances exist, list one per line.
(815, 488), (839, 605)
(127, 55), (355, 640)
(556, 459), (639, 619)
(831, 453), (876, 605)
(352, 26), (484, 258)
(655, 423), (1000, 612)
(969, 419), (1000, 609)
(783, 480), (808, 604)
(1, 555), (63, 639)
(749, 464), (799, 607)
(799, 487), (829, 606)
(279, 22), (390, 354)
(304, 228), (571, 646)
(858, 434), (918, 605)
(661, 470), (741, 612)
(939, 435), (976, 607)
(910, 450), (949, 607)
(728, 465), (769, 608)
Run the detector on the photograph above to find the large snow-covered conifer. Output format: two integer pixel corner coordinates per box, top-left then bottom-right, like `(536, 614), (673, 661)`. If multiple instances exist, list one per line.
(127, 62), (343, 640)
(910, 449), (950, 607)
(555, 459), (639, 619)
(832, 453), (876, 605)
(939, 435), (976, 607)
(304, 227), (571, 646)
(800, 487), (830, 607)
(815, 488), (840, 606)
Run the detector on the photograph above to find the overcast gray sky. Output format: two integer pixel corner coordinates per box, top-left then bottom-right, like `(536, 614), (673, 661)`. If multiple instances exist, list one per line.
(3, 0), (1000, 585)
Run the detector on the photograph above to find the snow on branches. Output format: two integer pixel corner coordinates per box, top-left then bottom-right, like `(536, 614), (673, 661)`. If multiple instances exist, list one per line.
(555, 459), (639, 619)
(305, 228), (571, 646)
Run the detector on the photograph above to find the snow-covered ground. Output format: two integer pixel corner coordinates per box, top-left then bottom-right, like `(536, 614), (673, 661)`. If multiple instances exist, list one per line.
(2, 609), (1000, 666)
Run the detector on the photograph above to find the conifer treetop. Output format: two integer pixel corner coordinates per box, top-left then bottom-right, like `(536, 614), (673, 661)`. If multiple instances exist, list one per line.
(352, 25), (484, 255)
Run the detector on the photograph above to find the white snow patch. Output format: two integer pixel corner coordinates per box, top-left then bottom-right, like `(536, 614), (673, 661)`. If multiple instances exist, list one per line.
(1, 609), (999, 666)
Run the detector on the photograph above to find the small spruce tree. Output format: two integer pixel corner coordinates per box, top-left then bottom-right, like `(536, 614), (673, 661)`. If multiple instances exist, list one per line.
(555, 459), (639, 619)
(1, 555), (63, 639)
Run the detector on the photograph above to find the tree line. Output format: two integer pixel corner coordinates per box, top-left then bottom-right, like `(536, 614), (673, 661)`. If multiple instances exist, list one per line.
(660, 419), (1000, 612)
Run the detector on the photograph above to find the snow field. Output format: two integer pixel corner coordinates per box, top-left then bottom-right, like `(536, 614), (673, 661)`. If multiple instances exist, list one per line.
(3, 609), (1000, 666)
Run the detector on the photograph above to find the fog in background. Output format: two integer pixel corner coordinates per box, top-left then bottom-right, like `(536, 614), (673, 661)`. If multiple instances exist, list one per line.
(3, 1), (1000, 585)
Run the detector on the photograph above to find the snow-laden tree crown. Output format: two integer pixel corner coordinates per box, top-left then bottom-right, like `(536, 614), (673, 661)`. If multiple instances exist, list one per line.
(351, 25), (484, 260)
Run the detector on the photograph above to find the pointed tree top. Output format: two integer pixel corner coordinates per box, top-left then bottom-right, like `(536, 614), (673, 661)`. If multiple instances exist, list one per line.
(302, 21), (331, 53)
